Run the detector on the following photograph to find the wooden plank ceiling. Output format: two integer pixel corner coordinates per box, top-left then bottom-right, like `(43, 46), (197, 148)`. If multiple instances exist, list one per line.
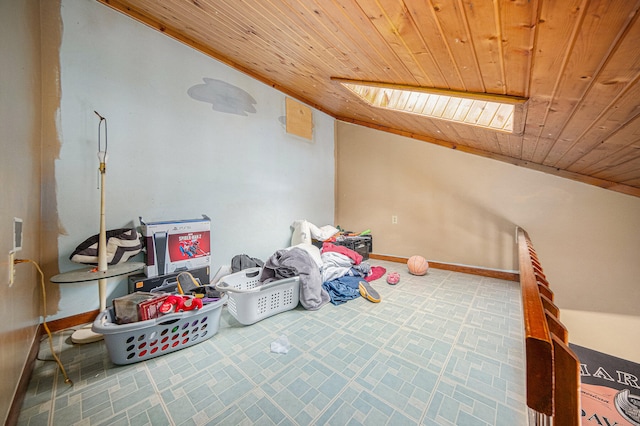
(99, 0), (640, 197)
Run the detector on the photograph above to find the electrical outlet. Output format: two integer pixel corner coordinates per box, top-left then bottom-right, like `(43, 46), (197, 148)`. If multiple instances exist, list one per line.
(392, 215), (398, 224)
(8, 251), (15, 286)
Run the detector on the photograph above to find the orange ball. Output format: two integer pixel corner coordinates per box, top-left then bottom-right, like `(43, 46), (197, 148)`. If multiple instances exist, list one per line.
(407, 255), (429, 275)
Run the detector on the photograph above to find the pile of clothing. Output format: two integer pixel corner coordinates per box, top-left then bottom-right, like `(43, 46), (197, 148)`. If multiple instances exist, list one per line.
(259, 241), (385, 310)
(320, 242), (384, 305)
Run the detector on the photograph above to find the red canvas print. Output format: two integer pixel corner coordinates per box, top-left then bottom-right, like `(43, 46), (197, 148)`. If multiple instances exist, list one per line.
(167, 232), (211, 262)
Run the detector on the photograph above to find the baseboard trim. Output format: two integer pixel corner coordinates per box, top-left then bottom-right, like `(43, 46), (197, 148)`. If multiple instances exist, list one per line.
(41, 256), (518, 334)
(44, 309), (100, 334)
(6, 325), (42, 426)
(369, 253), (519, 282)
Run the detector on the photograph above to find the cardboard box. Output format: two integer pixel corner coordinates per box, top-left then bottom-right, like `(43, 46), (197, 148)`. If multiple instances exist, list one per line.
(113, 292), (156, 324)
(138, 294), (169, 321)
(140, 215), (211, 277)
(128, 266), (210, 293)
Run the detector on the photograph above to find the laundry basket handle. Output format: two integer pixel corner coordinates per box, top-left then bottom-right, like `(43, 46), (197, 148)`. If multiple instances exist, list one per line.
(215, 281), (253, 293)
(215, 275), (299, 293)
(214, 267), (260, 293)
(257, 276), (299, 292)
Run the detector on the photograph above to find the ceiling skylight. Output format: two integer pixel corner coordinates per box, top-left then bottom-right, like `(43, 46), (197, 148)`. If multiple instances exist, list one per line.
(335, 78), (527, 134)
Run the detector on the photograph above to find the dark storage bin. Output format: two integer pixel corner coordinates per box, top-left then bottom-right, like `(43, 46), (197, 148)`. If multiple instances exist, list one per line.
(313, 235), (373, 260)
(335, 235), (373, 260)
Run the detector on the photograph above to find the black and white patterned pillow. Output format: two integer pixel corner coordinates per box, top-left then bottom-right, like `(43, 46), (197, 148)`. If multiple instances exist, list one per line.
(70, 228), (143, 265)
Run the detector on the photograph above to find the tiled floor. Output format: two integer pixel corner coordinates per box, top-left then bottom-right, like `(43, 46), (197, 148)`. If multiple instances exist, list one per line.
(18, 260), (527, 425)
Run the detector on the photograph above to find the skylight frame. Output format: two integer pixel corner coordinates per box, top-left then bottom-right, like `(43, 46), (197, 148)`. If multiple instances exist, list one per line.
(333, 78), (528, 134)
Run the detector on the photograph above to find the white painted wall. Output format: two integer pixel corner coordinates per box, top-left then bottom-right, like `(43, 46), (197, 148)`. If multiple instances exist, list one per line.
(51, 0), (335, 320)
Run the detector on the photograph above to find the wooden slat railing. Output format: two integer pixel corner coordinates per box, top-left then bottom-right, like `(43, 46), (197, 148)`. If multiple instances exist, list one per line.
(517, 228), (580, 425)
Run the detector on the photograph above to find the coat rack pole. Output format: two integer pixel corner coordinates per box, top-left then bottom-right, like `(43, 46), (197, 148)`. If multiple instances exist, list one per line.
(49, 112), (143, 343)
(70, 112), (110, 344)
(98, 153), (108, 312)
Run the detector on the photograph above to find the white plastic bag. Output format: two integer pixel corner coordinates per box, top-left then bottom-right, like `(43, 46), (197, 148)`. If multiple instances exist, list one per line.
(270, 335), (290, 354)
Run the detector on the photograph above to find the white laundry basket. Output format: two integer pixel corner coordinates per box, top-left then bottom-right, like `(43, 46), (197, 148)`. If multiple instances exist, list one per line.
(215, 267), (299, 325)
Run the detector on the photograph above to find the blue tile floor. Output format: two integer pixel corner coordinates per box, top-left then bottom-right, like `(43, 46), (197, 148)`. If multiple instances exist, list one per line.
(18, 260), (527, 425)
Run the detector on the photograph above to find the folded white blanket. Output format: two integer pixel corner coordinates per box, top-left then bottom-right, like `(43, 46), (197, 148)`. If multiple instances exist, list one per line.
(290, 220), (338, 245)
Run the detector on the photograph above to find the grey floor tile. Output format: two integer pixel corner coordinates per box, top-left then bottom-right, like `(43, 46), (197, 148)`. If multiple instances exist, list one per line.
(17, 260), (527, 425)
